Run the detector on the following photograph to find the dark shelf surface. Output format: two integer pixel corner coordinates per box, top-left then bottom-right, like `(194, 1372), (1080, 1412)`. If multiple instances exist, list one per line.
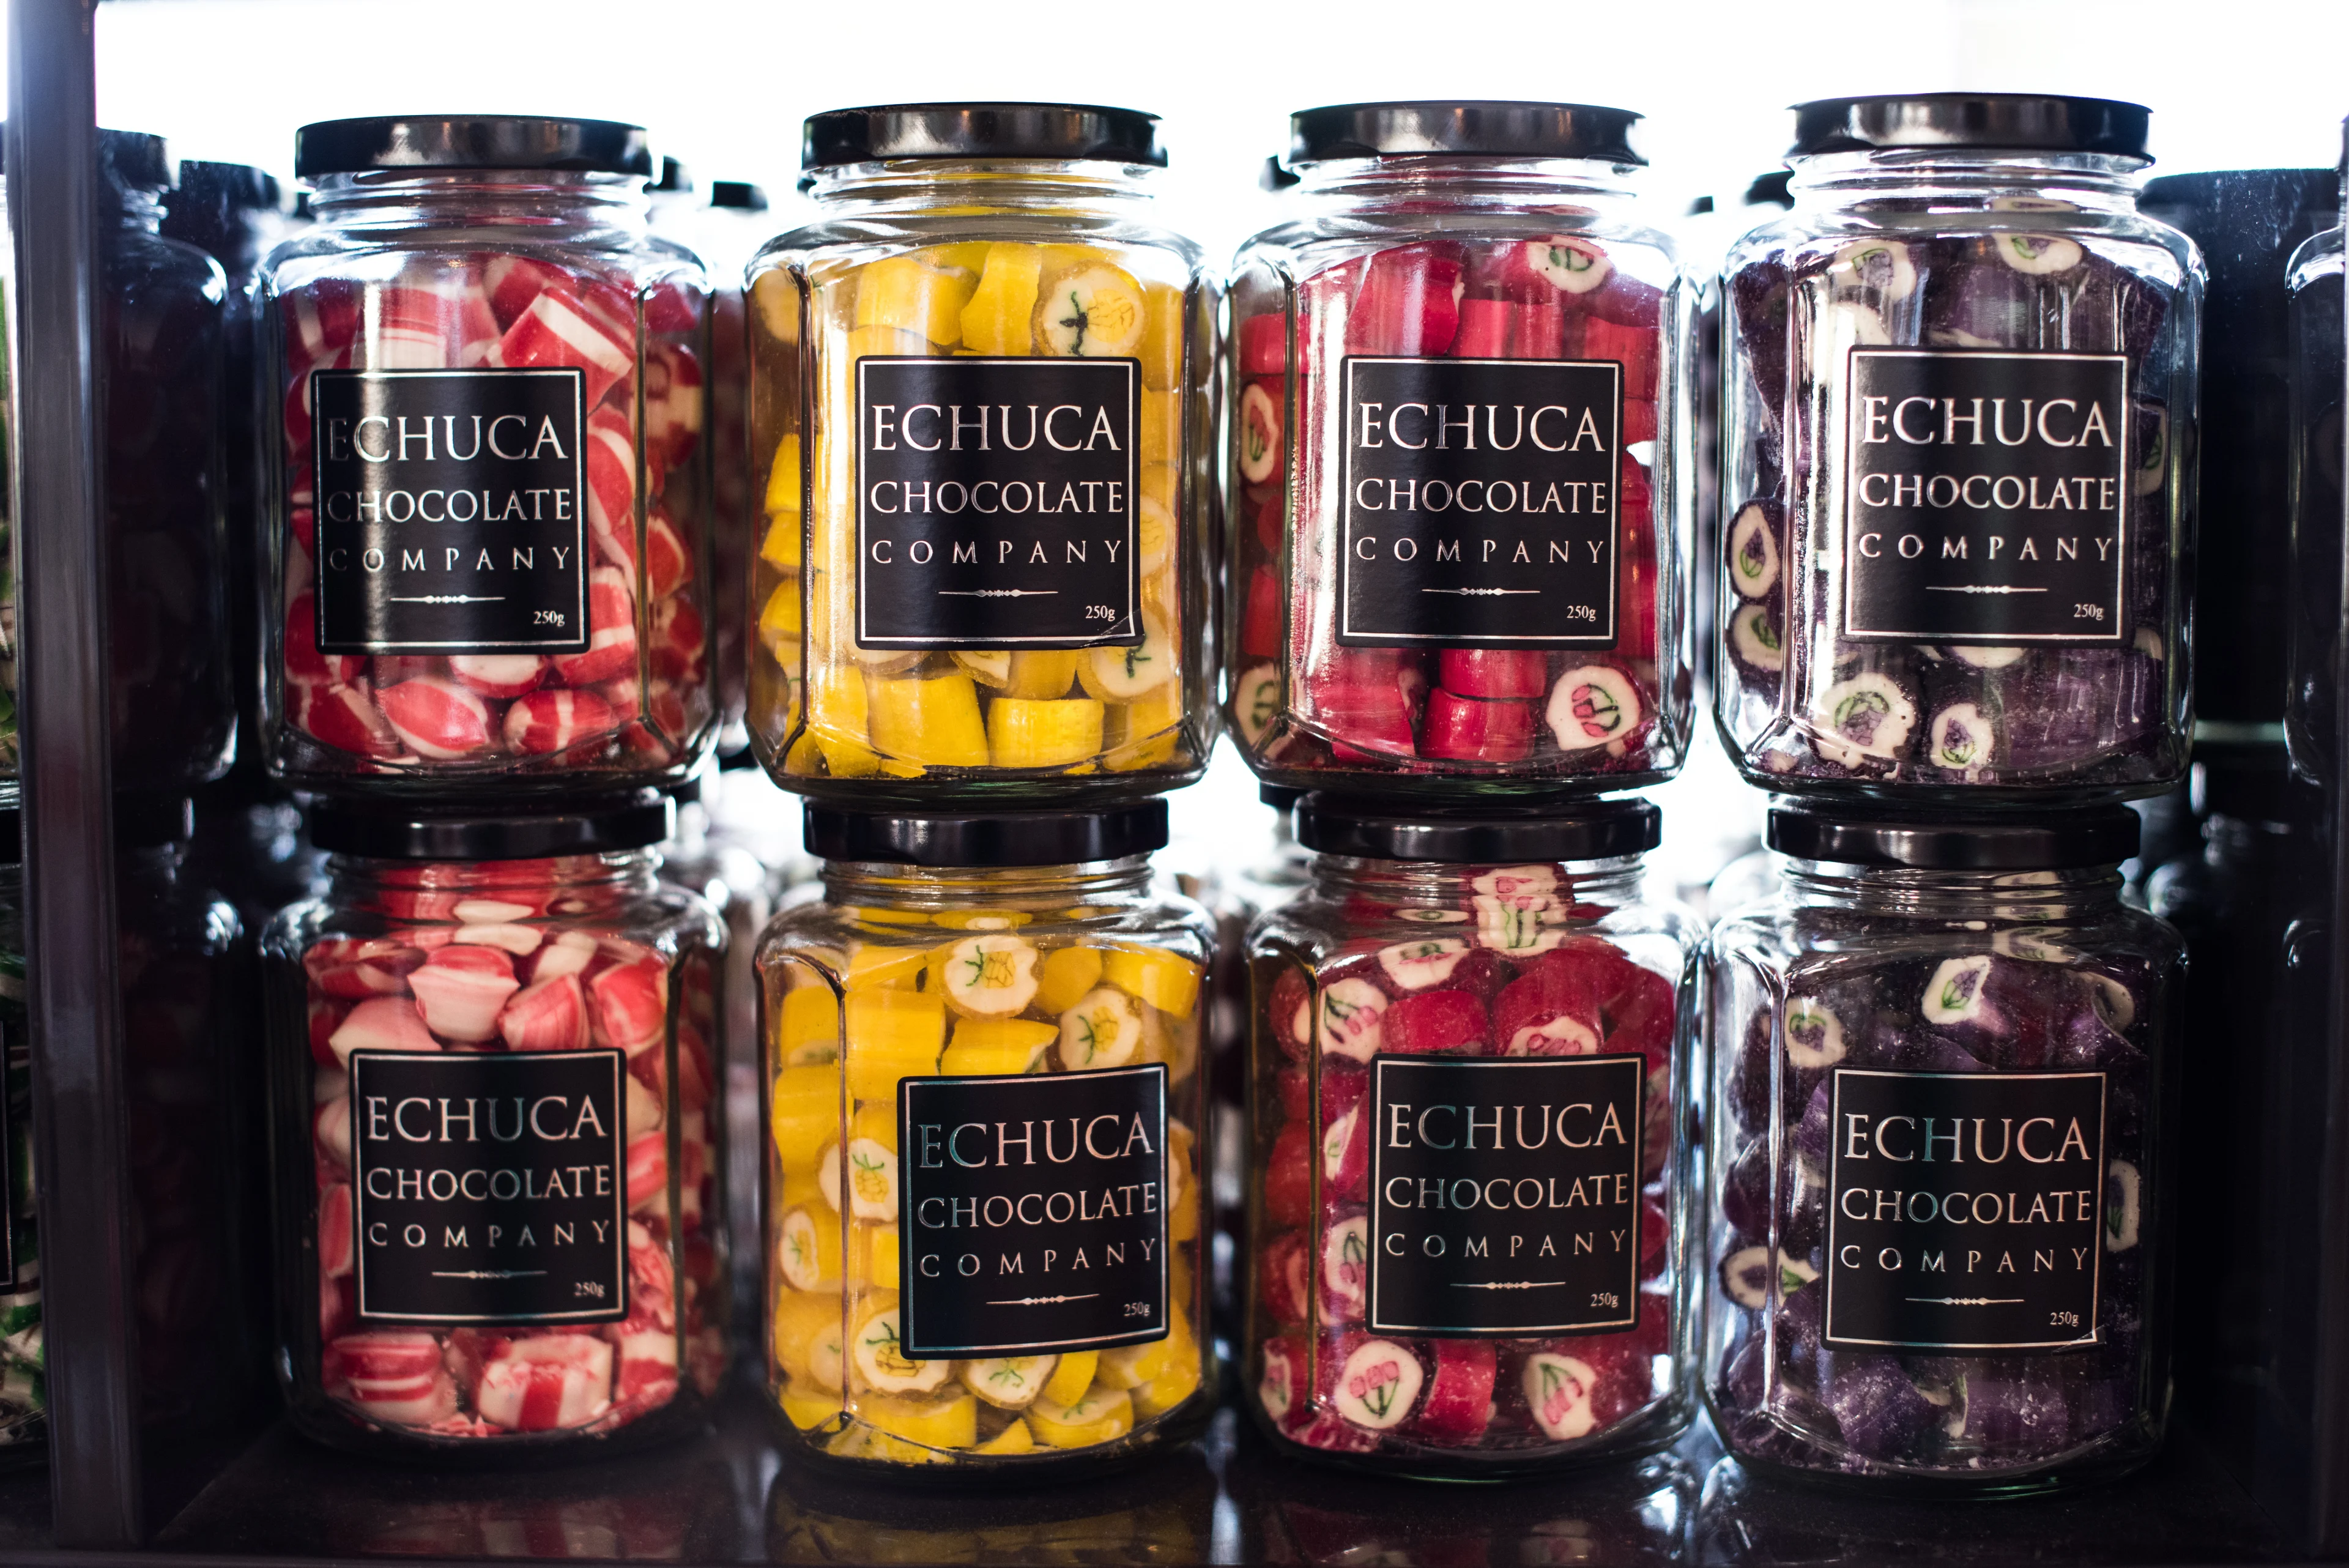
(0, 1381), (2296, 1567)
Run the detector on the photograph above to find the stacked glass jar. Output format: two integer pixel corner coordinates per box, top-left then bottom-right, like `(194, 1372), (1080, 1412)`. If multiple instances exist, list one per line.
(1705, 94), (2199, 1493)
(257, 116), (727, 1460)
(1228, 102), (1704, 1478)
(744, 104), (1224, 1479)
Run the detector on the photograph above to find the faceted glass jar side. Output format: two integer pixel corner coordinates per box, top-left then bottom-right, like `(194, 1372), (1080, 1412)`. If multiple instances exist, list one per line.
(1702, 863), (2178, 1492)
(264, 852), (728, 1456)
(1716, 152), (2201, 800)
(1244, 856), (1698, 1476)
(2284, 223), (2341, 786)
(1226, 160), (1694, 801)
(261, 172), (718, 795)
(756, 860), (1215, 1473)
(746, 163), (1220, 805)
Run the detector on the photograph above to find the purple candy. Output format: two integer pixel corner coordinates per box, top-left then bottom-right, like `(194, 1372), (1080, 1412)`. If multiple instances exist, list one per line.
(1956, 1374), (2071, 1458)
(1825, 1358), (1937, 1461)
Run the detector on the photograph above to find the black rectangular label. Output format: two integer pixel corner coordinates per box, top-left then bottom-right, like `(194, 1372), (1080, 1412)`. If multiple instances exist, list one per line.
(897, 1065), (1167, 1358)
(348, 1049), (628, 1325)
(856, 357), (1140, 648)
(1824, 1068), (2105, 1351)
(312, 368), (589, 653)
(1841, 350), (2128, 644)
(1339, 357), (1622, 645)
(1366, 1054), (1643, 1336)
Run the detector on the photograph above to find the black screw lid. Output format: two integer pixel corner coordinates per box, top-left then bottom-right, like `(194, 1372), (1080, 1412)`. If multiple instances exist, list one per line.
(171, 160), (280, 212)
(804, 802), (1168, 868)
(650, 154), (692, 193)
(709, 180), (768, 211)
(100, 129), (171, 191)
(309, 792), (672, 861)
(1259, 784), (1305, 812)
(1743, 169), (1794, 209)
(1294, 795), (1660, 864)
(802, 103), (1165, 171)
(295, 116), (653, 179)
(1766, 804), (2140, 870)
(1288, 102), (1645, 168)
(1790, 95), (2151, 163)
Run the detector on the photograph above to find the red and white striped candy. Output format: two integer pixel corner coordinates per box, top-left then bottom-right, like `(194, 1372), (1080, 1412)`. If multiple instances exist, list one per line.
(649, 595), (704, 683)
(484, 256), (573, 329)
(475, 1335), (614, 1432)
(499, 973), (590, 1052)
(308, 998), (347, 1066)
(321, 1275), (352, 1344)
(306, 938), (423, 998)
(592, 954), (667, 1055)
(328, 996), (441, 1065)
(349, 1368), (459, 1428)
(500, 288), (633, 406)
(625, 1131), (667, 1211)
(408, 946), (521, 1043)
(624, 1073), (663, 1137)
(625, 1221), (675, 1329)
(450, 653), (549, 700)
(453, 922), (542, 956)
(358, 285), (488, 370)
(644, 508), (691, 600)
(284, 593), (333, 685)
(551, 570), (638, 688)
(284, 283), (360, 369)
(584, 407), (639, 573)
(609, 1331), (678, 1412)
(314, 1097), (352, 1169)
(532, 931), (600, 981)
(328, 1330), (443, 1385)
(503, 687), (616, 755)
(298, 682), (405, 760)
(378, 677), (494, 759)
(319, 1183), (354, 1278)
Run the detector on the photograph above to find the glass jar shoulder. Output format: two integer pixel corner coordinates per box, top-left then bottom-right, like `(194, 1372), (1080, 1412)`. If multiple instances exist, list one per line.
(1724, 204), (2194, 299)
(1709, 892), (2178, 972)
(760, 889), (1215, 974)
(1255, 883), (1695, 968)
(1238, 212), (1680, 294)
(112, 227), (227, 303)
(268, 879), (722, 959)
(2289, 225), (2343, 292)
(261, 224), (701, 293)
(755, 214), (1208, 291)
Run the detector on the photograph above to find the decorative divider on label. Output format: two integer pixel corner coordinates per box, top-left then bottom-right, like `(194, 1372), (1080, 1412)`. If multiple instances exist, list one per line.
(1339, 357), (1622, 647)
(348, 1049), (628, 1325)
(1841, 349), (2129, 644)
(856, 357), (1141, 648)
(312, 367), (589, 653)
(896, 1063), (1168, 1359)
(1367, 1054), (1643, 1336)
(1824, 1068), (2106, 1351)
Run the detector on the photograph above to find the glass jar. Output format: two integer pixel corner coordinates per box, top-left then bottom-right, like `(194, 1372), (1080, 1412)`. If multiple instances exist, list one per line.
(757, 803), (1214, 1475)
(1228, 104), (1691, 801)
(1716, 95), (2202, 801)
(262, 116), (716, 798)
(1703, 807), (2176, 1492)
(746, 103), (1219, 806)
(1245, 798), (1698, 1476)
(0, 816), (35, 1463)
(106, 130), (236, 793)
(264, 794), (729, 1457)
(2285, 214), (2341, 784)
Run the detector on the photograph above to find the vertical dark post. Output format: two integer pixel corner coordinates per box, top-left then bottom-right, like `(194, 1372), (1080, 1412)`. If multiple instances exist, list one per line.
(2321, 158), (2349, 1559)
(7, 0), (141, 1547)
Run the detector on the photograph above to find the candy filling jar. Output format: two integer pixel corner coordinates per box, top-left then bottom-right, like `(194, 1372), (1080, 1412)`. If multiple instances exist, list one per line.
(1228, 102), (1692, 801)
(265, 795), (727, 1456)
(1245, 797), (1697, 1476)
(1704, 807), (2176, 1493)
(1717, 95), (2200, 800)
(263, 116), (716, 797)
(757, 803), (1214, 1474)
(746, 103), (1219, 805)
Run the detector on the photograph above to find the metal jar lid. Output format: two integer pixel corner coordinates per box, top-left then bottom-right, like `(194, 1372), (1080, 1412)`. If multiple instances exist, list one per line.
(801, 103), (1164, 171)
(295, 116), (653, 179)
(1789, 94), (2151, 162)
(1286, 101), (1645, 167)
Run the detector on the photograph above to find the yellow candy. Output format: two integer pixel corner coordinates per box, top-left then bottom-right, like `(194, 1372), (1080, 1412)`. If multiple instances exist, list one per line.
(1005, 650), (1082, 699)
(851, 1223), (902, 1291)
(973, 1418), (1035, 1455)
(867, 672), (990, 768)
(809, 667), (880, 779)
(841, 324), (931, 362)
(1042, 1350), (1097, 1406)
(779, 1384), (844, 1431)
(760, 518), (803, 573)
(1137, 497), (1174, 574)
(931, 909), (1034, 931)
(847, 1102), (900, 1152)
(855, 255), (979, 346)
(987, 697), (1105, 768)
(1133, 1356), (1203, 1418)
(929, 933), (1041, 1017)
(844, 942), (927, 991)
(758, 579), (803, 663)
(776, 1167), (825, 1215)
(770, 1065), (839, 1172)
(952, 650), (1012, 688)
(1138, 389), (1180, 464)
(1140, 281), (1186, 391)
(830, 1425), (946, 1465)
(1098, 1312), (1196, 1392)
(1139, 464), (1177, 515)
(776, 985), (841, 1065)
(1034, 263), (1146, 357)
(777, 1205), (843, 1291)
(772, 1291), (846, 1392)
(763, 433), (804, 518)
(843, 989), (944, 1099)
(861, 1389), (978, 1450)
(1105, 680), (1184, 771)
(751, 267), (800, 344)
(1102, 948), (1201, 1019)
(878, 759), (928, 778)
(1033, 946), (1104, 1016)
(924, 242), (995, 275)
(960, 243), (1044, 355)
(1028, 1387), (1134, 1449)
(940, 1017), (1058, 1077)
